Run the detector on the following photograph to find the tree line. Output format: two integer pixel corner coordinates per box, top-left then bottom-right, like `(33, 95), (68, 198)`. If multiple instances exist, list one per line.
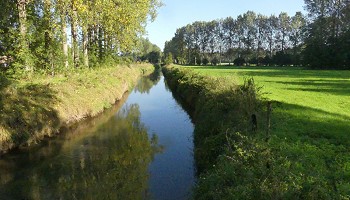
(0, 0), (161, 74)
(137, 37), (162, 64)
(164, 0), (350, 69)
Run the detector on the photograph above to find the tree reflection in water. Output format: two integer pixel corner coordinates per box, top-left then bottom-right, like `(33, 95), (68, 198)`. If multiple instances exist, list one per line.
(0, 104), (161, 200)
(134, 70), (161, 94)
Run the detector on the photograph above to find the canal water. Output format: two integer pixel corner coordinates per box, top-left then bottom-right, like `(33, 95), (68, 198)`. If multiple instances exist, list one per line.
(0, 72), (195, 199)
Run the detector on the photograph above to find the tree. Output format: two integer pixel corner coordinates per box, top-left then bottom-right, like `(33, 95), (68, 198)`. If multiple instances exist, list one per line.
(148, 51), (161, 64)
(17, 0), (32, 71)
(303, 0), (350, 68)
(277, 12), (291, 52)
(164, 53), (173, 65)
(137, 38), (161, 63)
(164, 10), (307, 67)
(256, 14), (268, 64)
(290, 12), (306, 64)
(265, 15), (278, 58)
(222, 17), (238, 64)
(0, 1), (18, 62)
(57, 0), (69, 68)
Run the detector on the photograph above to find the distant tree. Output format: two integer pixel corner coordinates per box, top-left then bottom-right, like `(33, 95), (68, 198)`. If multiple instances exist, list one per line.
(164, 53), (173, 65)
(211, 57), (219, 66)
(290, 12), (306, 65)
(277, 12), (291, 53)
(303, 0), (350, 69)
(241, 11), (257, 61)
(265, 15), (279, 58)
(256, 14), (267, 62)
(222, 17), (237, 53)
(148, 51), (161, 64)
(164, 10), (308, 68)
(225, 48), (236, 65)
(234, 57), (246, 66)
(202, 57), (209, 65)
(138, 38), (161, 63)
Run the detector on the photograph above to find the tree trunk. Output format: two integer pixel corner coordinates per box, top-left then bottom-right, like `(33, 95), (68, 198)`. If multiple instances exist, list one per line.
(17, 0), (31, 71)
(83, 27), (89, 67)
(58, 0), (69, 68)
(61, 16), (69, 68)
(44, 0), (52, 69)
(269, 38), (273, 58)
(71, 2), (79, 68)
(282, 33), (285, 52)
(98, 26), (104, 60)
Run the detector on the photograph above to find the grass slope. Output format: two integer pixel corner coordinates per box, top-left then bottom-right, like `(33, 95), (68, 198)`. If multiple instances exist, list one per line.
(0, 64), (154, 153)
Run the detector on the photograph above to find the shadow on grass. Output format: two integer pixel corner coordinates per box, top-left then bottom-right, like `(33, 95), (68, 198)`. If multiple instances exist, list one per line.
(268, 101), (350, 194)
(0, 74), (60, 149)
(191, 65), (349, 80)
(265, 79), (350, 96)
(270, 101), (350, 146)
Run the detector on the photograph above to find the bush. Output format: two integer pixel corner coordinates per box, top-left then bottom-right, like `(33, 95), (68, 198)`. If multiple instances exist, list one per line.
(202, 58), (209, 65)
(234, 57), (245, 66)
(211, 57), (219, 66)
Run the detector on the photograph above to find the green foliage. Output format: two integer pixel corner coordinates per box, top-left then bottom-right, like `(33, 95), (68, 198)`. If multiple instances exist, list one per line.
(202, 57), (209, 65)
(136, 37), (162, 63)
(165, 1), (349, 69)
(302, 0), (350, 69)
(234, 57), (246, 66)
(164, 11), (307, 68)
(0, 0), (162, 73)
(163, 66), (262, 172)
(211, 57), (219, 66)
(164, 53), (174, 65)
(164, 65), (350, 199)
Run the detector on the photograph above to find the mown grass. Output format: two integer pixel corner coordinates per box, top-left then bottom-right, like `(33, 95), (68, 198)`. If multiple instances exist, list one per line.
(165, 65), (350, 199)
(0, 64), (154, 153)
(186, 65), (350, 145)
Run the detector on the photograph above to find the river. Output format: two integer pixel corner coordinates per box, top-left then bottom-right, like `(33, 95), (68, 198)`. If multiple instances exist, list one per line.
(0, 72), (195, 199)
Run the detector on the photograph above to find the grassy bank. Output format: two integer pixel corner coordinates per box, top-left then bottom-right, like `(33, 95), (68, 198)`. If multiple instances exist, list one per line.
(0, 64), (154, 154)
(163, 65), (350, 199)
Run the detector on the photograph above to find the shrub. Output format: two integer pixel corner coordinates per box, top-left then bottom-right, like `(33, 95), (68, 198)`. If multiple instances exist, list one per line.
(211, 57), (219, 66)
(202, 58), (209, 65)
(234, 57), (245, 66)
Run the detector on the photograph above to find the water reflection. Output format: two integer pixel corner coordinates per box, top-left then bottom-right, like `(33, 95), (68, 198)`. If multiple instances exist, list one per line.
(134, 70), (162, 94)
(0, 104), (160, 199)
(0, 71), (195, 200)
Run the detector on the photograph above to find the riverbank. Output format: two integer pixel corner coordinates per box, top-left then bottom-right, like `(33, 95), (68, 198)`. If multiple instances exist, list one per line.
(163, 65), (349, 199)
(0, 64), (155, 154)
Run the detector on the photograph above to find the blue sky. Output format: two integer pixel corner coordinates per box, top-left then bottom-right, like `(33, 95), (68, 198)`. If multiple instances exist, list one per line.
(145, 0), (305, 50)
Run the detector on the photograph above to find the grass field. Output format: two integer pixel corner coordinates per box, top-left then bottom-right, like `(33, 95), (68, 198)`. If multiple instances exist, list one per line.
(165, 65), (350, 197)
(186, 65), (350, 146)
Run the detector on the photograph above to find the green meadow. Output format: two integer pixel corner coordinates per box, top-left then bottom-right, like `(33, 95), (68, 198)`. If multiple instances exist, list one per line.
(186, 65), (350, 146)
(181, 65), (350, 197)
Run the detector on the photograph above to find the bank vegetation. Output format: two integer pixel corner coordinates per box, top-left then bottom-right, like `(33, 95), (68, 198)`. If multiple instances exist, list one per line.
(163, 65), (349, 199)
(0, 63), (154, 154)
